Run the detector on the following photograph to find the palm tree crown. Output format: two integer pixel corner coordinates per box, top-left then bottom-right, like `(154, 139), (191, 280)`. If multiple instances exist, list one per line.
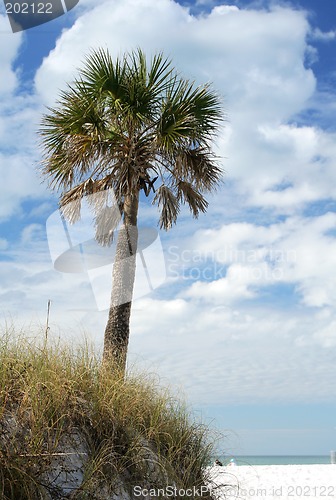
(40, 48), (224, 371)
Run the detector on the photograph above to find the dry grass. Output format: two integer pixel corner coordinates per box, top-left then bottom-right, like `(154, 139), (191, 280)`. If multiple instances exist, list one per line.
(0, 328), (219, 499)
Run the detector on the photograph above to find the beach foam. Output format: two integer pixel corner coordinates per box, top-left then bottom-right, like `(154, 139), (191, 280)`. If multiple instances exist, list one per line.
(207, 464), (336, 499)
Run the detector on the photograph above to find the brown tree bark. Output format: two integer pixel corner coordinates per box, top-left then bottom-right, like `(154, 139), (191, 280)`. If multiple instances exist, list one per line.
(103, 192), (139, 372)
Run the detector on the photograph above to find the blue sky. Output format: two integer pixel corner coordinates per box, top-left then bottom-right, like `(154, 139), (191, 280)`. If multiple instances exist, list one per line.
(1, 0), (336, 456)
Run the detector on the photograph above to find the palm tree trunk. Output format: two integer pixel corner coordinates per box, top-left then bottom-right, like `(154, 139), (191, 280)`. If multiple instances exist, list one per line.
(103, 192), (139, 372)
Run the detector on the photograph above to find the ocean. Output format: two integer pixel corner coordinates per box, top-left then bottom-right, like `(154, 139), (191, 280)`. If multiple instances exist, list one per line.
(220, 455), (332, 466)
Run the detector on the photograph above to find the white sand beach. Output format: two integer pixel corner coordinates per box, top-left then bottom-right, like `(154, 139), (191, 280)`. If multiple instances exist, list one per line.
(207, 464), (336, 500)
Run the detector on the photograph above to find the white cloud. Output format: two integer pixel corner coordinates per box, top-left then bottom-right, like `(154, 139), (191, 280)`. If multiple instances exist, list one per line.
(183, 265), (256, 303)
(35, 1), (314, 116)
(311, 28), (336, 42)
(0, 151), (47, 220)
(0, 238), (8, 250)
(35, 0), (192, 105)
(313, 321), (336, 348)
(0, 227), (100, 335)
(21, 223), (45, 244)
(0, 25), (48, 221)
(182, 213), (336, 309)
(0, 15), (21, 94)
(207, 5), (238, 13)
(128, 296), (336, 405)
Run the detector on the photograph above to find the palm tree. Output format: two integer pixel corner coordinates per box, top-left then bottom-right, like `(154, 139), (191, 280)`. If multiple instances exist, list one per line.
(39, 48), (223, 373)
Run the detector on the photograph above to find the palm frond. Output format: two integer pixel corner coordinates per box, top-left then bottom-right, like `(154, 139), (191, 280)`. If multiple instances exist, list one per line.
(60, 179), (124, 247)
(80, 48), (124, 97)
(60, 194), (82, 224)
(40, 88), (108, 190)
(148, 52), (174, 94)
(182, 83), (223, 137)
(157, 77), (223, 153)
(174, 147), (222, 191)
(59, 178), (97, 223)
(176, 180), (208, 218)
(94, 204), (121, 246)
(153, 185), (180, 230)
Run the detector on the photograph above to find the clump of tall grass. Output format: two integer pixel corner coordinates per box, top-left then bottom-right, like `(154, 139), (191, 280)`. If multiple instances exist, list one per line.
(0, 329), (219, 499)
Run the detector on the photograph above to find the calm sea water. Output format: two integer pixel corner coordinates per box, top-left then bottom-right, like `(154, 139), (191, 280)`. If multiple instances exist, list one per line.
(219, 455), (332, 466)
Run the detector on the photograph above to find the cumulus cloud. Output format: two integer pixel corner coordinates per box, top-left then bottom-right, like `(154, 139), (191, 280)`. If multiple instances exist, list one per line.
(35, 1), (314, 115)
(0, 224), (100, 335)
(181, 213), (336, 309)
(34, 0), (192, 105)
(311, 28), (336, 42)
(0, 15), (21, 94)
(0, 21), (48, 221)
(128, 296), (336, 405)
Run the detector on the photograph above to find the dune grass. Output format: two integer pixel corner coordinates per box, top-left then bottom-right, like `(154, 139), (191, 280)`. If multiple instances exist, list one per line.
(0, 329), (219, 499)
